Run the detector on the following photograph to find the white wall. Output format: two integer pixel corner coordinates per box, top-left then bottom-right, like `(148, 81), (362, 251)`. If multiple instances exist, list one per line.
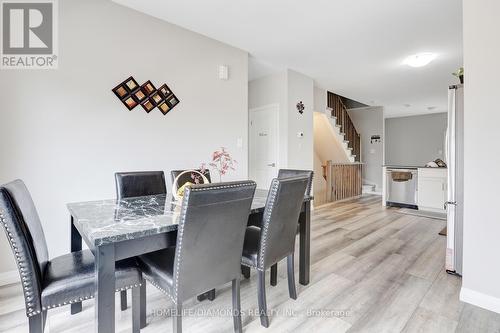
(0, 0), (249, 275)
(287, 70), (314, 170)
(348, 107), (384, 192)
(248, 69), (314, 171)
(385, 113), (448, 166)
(460, 0), (500, 313)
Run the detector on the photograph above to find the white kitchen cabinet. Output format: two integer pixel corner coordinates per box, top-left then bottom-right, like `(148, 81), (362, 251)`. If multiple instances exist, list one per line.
(418, 168), (447, 212)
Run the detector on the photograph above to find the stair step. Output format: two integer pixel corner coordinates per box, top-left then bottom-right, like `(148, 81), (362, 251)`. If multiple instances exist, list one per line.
(362, 184), (376, 193)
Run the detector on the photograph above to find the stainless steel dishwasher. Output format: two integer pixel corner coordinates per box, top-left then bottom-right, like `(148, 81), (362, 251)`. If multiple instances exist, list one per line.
(386, 168), (418, 209)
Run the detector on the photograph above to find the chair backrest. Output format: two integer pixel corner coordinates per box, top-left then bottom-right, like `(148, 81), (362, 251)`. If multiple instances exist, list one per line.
(170, 169), (212, 187)
(278, 169), (313, 196)
(173, 181), (256, 301)
(0, 179), (48, 317)
(115, 171), (166, 199)
(258, 176), (308, 270)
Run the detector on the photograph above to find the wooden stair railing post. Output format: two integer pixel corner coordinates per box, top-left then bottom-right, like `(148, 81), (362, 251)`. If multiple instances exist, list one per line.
(326, 163), (363, 203)
(326, 160), (333, 202)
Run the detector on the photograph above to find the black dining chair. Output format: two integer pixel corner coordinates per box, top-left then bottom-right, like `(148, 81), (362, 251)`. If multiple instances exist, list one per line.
(115, 171), (167, 199)
(137, 181), (256, 333)
(243, 169), (313, 285)
(0, 180), (144, 333)
(241, 176), (309, 328)
(114, 171), (167, 311)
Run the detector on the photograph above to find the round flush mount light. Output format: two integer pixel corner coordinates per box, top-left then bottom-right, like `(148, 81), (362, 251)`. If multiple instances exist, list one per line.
(403, 53), (437, 67)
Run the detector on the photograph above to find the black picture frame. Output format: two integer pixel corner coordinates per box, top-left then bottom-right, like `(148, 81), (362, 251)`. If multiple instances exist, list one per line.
(158, 84), (172, 98)
(112, 83), (129, 100)
(157, 101), (171, 115)
(151, 92), (163, 105)
(121, 95), (139, 111)
(141, 80), (156, 96)
(132, 88), (148, 102)
(141, 98), (156, 113)
(166, 94), (179, 108)
(123, 76), (139, 92)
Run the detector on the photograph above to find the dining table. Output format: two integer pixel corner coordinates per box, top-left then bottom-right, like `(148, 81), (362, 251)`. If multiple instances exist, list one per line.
(67, 188), (312, 333)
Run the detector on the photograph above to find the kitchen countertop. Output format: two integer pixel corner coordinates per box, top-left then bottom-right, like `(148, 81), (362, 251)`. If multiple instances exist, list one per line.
(384, 165), (447, 169)
(384, 165), (421, 169)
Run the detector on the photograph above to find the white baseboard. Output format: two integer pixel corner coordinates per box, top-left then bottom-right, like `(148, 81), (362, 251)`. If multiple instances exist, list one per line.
(0, 270), (19, 286)
(460, 287), (500, 314)
(362, 190), (382, 196)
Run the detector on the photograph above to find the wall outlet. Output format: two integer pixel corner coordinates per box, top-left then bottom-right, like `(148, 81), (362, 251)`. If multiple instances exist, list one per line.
(297, 132), (304, 138)
(237, 138), (243, 148)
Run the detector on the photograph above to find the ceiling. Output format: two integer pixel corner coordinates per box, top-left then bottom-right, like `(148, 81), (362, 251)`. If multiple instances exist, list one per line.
(113, 0), (463, 117)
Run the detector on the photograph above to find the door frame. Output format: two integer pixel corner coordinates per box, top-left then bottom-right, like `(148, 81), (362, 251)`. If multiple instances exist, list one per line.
(248, 103), (281, 185)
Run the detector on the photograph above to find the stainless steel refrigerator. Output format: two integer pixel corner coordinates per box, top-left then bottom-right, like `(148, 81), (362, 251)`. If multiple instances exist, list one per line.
(445, 84), (464, 276)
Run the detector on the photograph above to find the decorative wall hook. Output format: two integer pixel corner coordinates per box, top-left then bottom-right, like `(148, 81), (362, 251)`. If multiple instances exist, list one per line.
(296, 101), (305, 114)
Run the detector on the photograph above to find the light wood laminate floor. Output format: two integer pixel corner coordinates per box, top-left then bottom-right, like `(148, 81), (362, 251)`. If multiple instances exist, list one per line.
(1, 195), (500, 332)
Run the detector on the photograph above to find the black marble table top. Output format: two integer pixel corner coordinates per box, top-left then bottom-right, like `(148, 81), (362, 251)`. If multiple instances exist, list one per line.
(67, 189), (312, 246)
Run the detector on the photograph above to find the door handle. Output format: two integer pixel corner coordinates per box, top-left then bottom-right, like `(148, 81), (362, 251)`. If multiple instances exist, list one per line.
(444, 201), (457, 209)
(267, 163), (276, 167)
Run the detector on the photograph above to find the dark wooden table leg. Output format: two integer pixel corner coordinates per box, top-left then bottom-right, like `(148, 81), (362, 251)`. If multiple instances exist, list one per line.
(270, 264), (277, 286)
(70, 216), (83, 314)
(299, 200), (310, 285)
(95, 244), (116, 333)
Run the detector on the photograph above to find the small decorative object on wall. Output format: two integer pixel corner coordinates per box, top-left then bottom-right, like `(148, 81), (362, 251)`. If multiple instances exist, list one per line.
(112, 76), (180, 115)
(296, 101), (305, 114)
(370, 135), (381, 144)
(452, 67), (464, 84)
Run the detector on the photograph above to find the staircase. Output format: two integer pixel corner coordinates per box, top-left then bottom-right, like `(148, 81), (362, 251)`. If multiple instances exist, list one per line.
(327, 92), (361, 162)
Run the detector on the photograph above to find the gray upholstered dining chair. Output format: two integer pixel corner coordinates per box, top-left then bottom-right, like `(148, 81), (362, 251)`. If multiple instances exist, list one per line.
(114, 171), (167, 310)
(243, 169), (313, 285)
(241, 176), (309, 328)
(137, 181), (256, 333)
(277, 169), (313, 196)
(270, 169), (314, 285)
(0, 179), (143, 333)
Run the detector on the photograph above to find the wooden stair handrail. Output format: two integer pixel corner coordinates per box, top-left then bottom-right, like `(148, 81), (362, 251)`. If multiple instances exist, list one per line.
(327, 92), (361, 162)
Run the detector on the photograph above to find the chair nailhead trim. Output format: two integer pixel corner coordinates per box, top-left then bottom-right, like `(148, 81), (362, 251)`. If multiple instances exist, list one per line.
(41, 283), (142, 311)
(144, 277), (177, 304)
(173, 189), (190, 300)
(258, 180), (279, 270)
(189, 182), (256, 192)
(0, 212), (38, 316)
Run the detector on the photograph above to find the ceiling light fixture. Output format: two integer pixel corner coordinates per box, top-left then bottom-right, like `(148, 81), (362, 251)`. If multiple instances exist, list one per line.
(403, 53), (437, 68)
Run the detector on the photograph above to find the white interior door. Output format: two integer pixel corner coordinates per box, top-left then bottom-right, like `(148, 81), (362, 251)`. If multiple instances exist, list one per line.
(249, 104), (279, 189)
